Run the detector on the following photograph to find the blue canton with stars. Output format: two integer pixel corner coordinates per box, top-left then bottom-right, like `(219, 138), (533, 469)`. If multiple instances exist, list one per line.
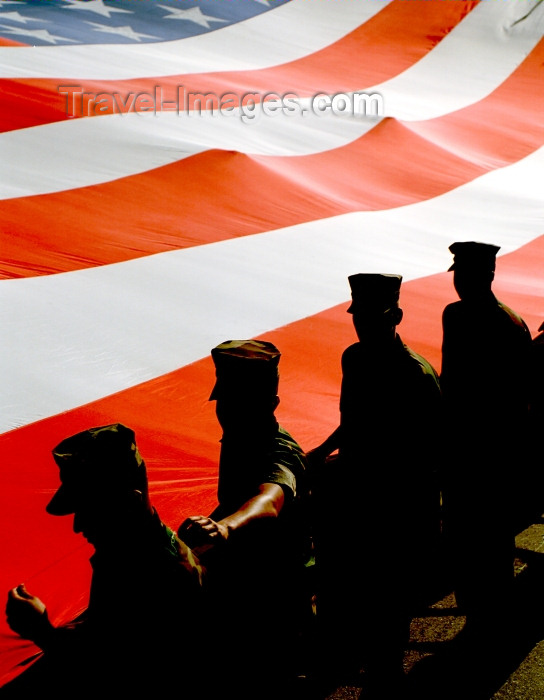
(0, 0), (292, 46)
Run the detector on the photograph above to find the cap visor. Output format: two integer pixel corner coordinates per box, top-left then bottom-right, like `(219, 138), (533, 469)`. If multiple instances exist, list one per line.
(46, 485), (74, 515)
(209, 382), (219, 401)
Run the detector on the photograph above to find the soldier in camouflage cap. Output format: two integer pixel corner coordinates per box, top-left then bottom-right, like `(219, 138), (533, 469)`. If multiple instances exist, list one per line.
(5, 423), (206, 698)
(178, 339), (312, 699)
(46, 423), (148, 518)
(441, 241), (532, 638)
(307, 273), (442, 692)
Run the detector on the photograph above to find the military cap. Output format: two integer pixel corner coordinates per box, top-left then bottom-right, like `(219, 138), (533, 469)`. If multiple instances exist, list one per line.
(347, 273), (402, 314)
(448, 241), (500, 271)
(46, 423), (147, 516)
(209, 339), (280, 400)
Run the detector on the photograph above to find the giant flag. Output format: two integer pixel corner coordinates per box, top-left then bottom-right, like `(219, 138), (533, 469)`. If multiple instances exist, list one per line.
(1, 0), (543, 686)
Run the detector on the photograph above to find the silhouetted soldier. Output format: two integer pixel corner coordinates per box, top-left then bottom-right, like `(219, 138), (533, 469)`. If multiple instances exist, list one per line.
(3, 423), (206, 698)
(307, 274), (442, 694)
(440, 241), (532, 638)
(177, 340), (313, 699)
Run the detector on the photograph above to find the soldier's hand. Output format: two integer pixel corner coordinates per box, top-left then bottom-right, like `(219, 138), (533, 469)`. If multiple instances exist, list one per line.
(306, 445), (330, 469)
(178, 516), (229, 548)
(6, 583), (53, 643)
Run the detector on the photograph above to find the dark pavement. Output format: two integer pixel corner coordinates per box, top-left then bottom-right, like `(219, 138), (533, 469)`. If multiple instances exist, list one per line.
(295, 515), (544, 700)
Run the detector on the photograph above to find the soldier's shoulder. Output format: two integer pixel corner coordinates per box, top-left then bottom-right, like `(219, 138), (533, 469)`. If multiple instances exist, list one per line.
(277, 424), (302, 448)
(497, 300), (531, 334)
(442, 300), (463, 319)
(276, 426), (306, 462)
(341, 341), (363, 364)
(403, 343), (440, 382)
(533, 330), (544, 348)
(342, 341), (361, 356)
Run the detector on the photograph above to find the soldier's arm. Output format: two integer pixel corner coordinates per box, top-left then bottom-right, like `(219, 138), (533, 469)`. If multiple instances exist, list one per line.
(306, 426), (342, 468)
(216, 483), (285, 538)
(179, 483), (285, 547)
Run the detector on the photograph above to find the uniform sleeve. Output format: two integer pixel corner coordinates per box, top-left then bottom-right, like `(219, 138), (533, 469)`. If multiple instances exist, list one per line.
(262, 432), (306, 503)
(263, 460), (297, 502)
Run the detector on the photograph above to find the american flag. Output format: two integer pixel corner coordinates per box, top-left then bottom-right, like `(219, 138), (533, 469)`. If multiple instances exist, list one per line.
(1, 0), (543, 684)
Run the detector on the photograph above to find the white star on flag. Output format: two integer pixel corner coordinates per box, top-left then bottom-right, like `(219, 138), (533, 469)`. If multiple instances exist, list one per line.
(0, 11), (45, 24)
(158, 5), (227, 29)
(62, 0), (132, 18)
(0, 24), (77, 43)
(85, 21), (157, 42)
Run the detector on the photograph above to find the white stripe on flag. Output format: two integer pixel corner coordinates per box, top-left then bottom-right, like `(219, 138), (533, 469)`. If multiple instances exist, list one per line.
(369, 0), (544, 119)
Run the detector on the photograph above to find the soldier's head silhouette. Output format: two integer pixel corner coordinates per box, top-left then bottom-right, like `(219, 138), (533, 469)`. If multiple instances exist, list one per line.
(209, 339), (281, 433)
(347, 273), (403, 344)
(46, 423), (150, 549)
(448, 241), (500, 301)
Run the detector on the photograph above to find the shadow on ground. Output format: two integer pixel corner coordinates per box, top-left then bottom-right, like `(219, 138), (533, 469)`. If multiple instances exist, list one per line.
(295, 517), (544, 700)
